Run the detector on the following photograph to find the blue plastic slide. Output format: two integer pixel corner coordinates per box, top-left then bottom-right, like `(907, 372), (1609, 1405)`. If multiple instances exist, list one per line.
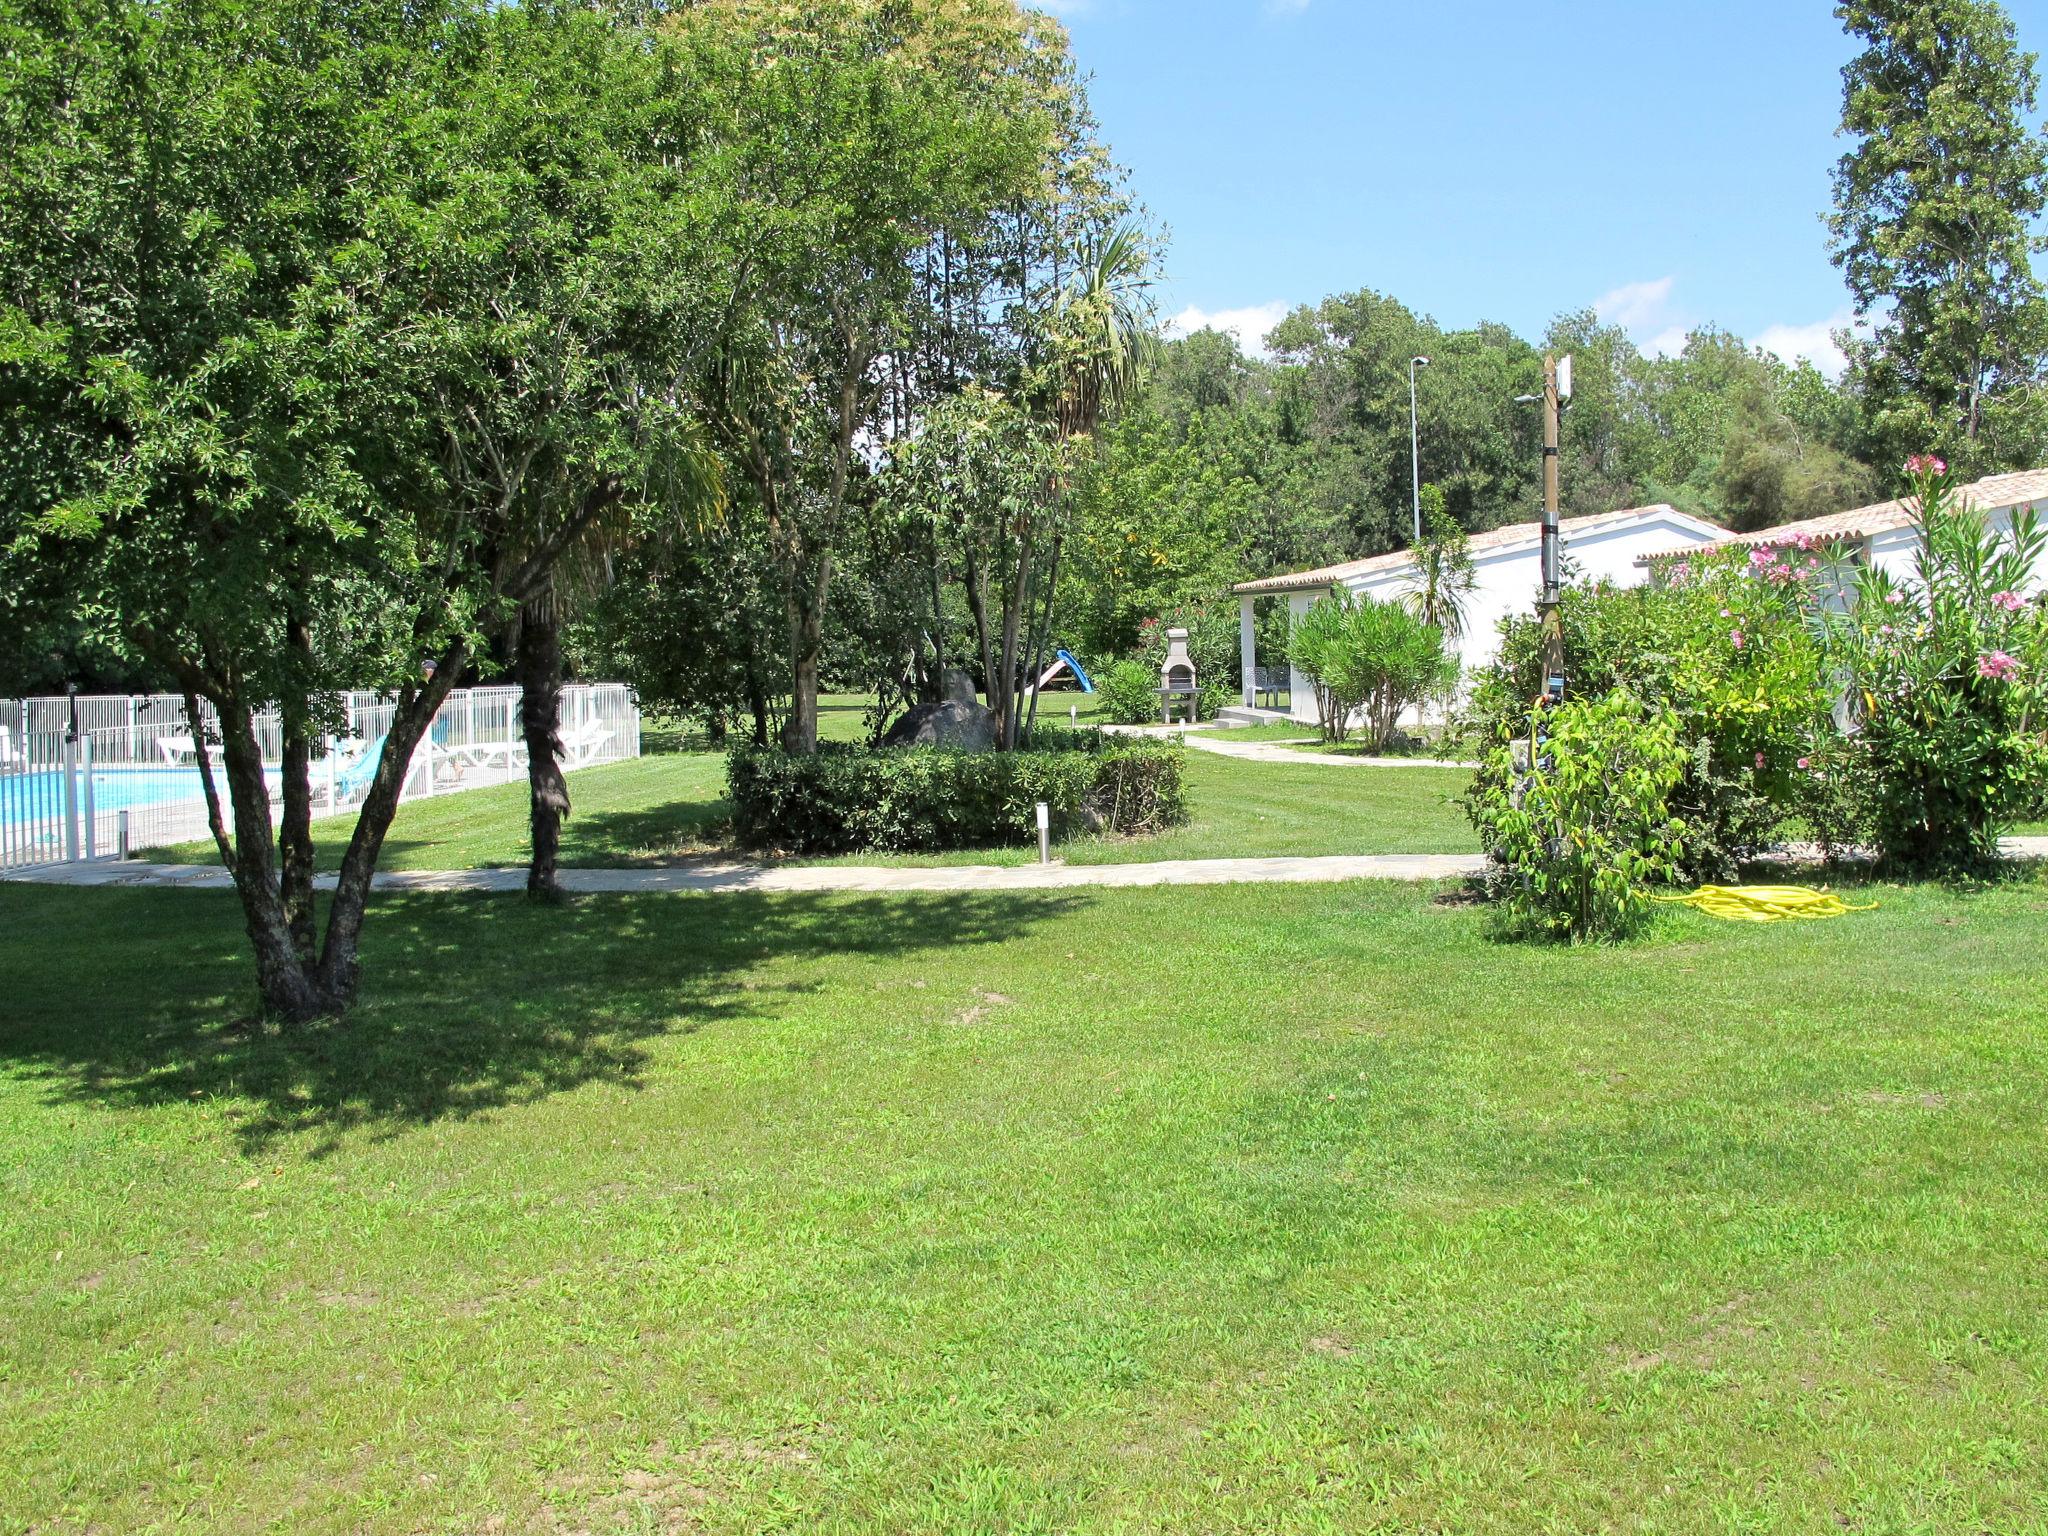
(1055, 649), (1095, 693)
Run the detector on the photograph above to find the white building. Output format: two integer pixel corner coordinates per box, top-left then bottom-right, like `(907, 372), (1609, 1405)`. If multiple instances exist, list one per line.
(1633, 468), (2048, 590)
(1232, 504), (1728, 727)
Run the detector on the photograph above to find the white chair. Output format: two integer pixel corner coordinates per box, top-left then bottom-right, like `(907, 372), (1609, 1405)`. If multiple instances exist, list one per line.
(560, 721), (614, 768)
(157, 733), (198, 765)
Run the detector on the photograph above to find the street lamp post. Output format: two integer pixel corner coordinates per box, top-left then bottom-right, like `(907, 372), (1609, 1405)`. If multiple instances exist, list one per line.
(1409, 356), (1430, 543)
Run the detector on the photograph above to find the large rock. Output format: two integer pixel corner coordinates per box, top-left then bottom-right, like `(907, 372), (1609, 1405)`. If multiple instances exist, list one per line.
(881, 695), (999, 751)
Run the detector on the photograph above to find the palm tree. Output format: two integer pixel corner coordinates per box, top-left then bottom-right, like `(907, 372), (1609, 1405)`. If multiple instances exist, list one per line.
(1403, 501), (1476, 639)
(1009, 221), (1153, 744)
(496, 424), (725, 902)
(1401, 499), (1475, 739)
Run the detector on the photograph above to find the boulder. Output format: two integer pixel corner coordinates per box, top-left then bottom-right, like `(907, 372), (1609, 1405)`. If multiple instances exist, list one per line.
(881, 679), (999, 751)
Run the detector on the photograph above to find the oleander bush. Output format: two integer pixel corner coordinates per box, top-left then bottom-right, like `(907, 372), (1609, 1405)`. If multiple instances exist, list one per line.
(727, 736), (1187, 854)
(1814, 457), (2048, 872)
(1098, 658), (1163, 726)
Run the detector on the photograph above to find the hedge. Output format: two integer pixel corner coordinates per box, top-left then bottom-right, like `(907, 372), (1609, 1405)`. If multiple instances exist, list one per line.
(726, 736), (1187, 855)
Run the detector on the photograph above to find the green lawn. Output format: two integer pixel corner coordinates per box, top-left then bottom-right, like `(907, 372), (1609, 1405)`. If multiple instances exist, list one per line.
(4, 875), (2047, 1532)
(151, 746), (1477, 870)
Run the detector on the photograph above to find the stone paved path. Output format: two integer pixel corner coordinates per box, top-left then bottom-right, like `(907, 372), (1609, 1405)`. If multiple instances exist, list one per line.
(1, 852), (1493, 895)
(1183, 734), (1479, 770)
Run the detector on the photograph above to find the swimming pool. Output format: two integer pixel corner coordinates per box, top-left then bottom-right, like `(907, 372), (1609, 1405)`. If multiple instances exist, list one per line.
(0, 766), (281, 828)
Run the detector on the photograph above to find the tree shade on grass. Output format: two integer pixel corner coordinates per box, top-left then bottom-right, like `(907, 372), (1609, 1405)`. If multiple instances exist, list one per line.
(150, 747), (1478, 870)
(2, 876), (2046, 1532)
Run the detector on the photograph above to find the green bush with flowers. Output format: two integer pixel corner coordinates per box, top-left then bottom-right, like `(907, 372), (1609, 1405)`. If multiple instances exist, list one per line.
(1812, 455), (2048, 872)
(1465, 546), (1833, 880)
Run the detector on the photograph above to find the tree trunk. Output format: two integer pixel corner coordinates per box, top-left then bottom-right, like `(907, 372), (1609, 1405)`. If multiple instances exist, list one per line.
(313, 643), (467, 1010)
(996, 526), (1032, 749)
(964, 546), (995, 710)
(1021, 533), (1064, 743)
(746, 658), (771, 747)
(277, 617), (317, 964)
(780, 550), (831, 754)
(516, 599), (571, 903)
(214, 696), (325, 1023)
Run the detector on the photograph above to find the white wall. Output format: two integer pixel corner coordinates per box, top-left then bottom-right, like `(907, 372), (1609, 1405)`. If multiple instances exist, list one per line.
(1281, 512), (1724, 727)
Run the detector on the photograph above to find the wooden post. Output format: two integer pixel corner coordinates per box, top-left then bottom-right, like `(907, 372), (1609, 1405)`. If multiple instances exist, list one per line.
(1538, 353), (1567, 698)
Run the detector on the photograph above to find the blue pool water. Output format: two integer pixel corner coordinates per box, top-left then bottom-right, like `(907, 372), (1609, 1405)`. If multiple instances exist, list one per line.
(0, 766), (280, 827)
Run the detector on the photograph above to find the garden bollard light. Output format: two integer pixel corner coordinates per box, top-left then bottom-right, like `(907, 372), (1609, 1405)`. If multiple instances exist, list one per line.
(1036, 801), (1050, 865)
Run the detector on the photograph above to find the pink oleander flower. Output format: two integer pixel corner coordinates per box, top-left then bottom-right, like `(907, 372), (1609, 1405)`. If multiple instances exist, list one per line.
(1978, 650), (2022, 682)
(1991, 590), (2025, 612)
(1886, 590), (1907, 605)
(1755, 751), (1766, 770)
(1797, 757), (1811, 770)
(1879, 624), (1895, 637)
(1904, 453), (1948, 476)
(1731, 628), (1745, 649)
(1720, 607), (1733, 618)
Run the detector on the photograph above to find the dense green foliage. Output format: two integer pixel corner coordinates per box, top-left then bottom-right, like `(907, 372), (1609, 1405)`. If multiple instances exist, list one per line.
(1097, 657), (1163, 726)
(725, 735), (1186, 854)
(1469, 550), (1836, 878)
(1289, 591), (1448, 749)
(1469, 691), (1690, 942)
(1816, 460), (2048, 869)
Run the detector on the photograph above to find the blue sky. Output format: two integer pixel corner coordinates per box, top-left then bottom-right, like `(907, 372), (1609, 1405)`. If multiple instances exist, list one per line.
(1047, 0), (2048, 374)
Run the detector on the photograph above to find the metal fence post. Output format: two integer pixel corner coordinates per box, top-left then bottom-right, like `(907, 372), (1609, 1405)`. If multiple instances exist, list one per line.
(61, 733), (79, 862)
(81, 734), (96, 860)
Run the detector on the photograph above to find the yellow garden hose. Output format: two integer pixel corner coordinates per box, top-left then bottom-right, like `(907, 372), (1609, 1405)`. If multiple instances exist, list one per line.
(1653, 885), (1879, 923)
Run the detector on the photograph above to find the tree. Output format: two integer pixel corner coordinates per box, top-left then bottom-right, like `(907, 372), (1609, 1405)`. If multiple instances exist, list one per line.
(1289, 590), (1447, 750)
(1010, 221), (1153, 744)
(1402, 490), (1476, 638)
(0, 0), (731, 1015)
(403, 0), (727, 902)
(1831, 0), (2048, 471)
(684, 0), (1058, 754)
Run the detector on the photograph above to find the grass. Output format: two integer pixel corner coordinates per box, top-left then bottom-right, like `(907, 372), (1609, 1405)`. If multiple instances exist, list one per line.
(150, 744), (1477, 870)
(4, 873), (2047, 1532)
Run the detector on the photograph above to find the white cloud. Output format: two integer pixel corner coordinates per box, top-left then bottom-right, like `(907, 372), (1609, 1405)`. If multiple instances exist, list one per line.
(1595, 276), (1680, 338)
(1754, 313), (1856, 379)
(1596, 276), (1699, 358)
(1165, 300), (1291, 357)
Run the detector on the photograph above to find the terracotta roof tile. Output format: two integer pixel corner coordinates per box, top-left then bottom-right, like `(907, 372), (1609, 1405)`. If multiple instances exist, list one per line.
(1637, 469), (2048, 564)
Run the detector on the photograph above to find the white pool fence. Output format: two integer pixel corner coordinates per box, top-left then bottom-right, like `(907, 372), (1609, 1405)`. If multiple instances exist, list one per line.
(0, 684), (640, 872)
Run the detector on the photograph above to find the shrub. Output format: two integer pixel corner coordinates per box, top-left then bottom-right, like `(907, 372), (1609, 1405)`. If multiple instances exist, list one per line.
(1466, 547), (1832, 879)
(1098, 658), (1161, 726)
(1814, 457), (2048, 872)
(1290, 590), (1447, 748)
(726, 737), (1187, 854)
(1467, 690), (1688, 943)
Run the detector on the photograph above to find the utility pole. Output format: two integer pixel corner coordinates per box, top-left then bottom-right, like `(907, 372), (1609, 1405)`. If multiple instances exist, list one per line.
(1408, 355), (1430, 543)
(1537, 352), (1567, 702)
